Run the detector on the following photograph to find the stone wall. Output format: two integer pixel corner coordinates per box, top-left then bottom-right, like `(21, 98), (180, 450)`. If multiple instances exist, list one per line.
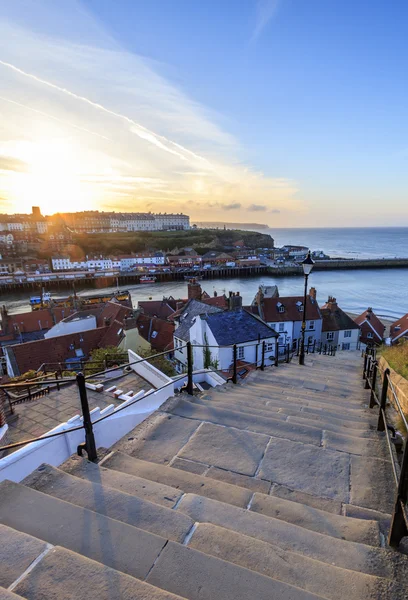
(378, 356), (408, 417)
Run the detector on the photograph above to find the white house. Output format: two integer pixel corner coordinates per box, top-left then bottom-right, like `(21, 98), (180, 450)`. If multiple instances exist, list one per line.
(52, 256), (71, 271)
(320, 297), (360, 350)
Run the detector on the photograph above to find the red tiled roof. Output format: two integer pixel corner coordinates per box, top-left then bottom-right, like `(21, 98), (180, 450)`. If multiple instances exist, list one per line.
(96, 301), (133, 327)
(354, 310), (385, 340)
(1, 307), (77, 336)
(138, 300), (175, 320)
(136, 314), (175, 352)
(201, 296), (228, 309)
(389, 313), (408, 341)
(260, 296), (322, 323)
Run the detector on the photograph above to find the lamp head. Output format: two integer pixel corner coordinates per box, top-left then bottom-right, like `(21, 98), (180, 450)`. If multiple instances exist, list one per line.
(302, 251), (314, 276)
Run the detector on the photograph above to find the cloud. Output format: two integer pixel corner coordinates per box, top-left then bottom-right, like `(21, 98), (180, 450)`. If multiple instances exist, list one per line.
(0, 155), (29, 172)
(222, 202), (242, 210)
(248, 203), (267, 211)
(270, 208), (281, 213)
(0, 0), (300, 220)
(252, 0), (280, 41)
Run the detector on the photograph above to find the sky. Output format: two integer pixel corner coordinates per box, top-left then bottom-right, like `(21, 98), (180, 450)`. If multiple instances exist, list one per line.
(0, 0), (407, 227)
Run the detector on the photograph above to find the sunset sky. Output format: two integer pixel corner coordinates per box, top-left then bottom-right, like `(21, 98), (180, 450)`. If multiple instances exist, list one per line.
(0, 0), (407, 226)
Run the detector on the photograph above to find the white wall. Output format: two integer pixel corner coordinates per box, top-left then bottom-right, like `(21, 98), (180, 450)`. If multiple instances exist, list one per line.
(44, 315), (97, 339)
(127, 349), (174, 389)
(338, 328), (360, 350)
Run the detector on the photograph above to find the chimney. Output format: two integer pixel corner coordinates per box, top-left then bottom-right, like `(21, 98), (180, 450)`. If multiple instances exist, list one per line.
(213, 290), (218, 297)
(309, 287), (317, 302)
(326, 296), (337, 311)
(1, 305), (8, 333)
(188, 280), (202, 300)
(229, 292), (242, 310)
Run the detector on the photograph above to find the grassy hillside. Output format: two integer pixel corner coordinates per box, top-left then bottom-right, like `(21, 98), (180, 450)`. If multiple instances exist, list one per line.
(380, 342), (408, 379)
(67, 229), (274, 256)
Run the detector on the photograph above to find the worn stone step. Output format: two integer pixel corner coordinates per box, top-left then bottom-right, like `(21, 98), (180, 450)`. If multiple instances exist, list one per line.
(247, 374), (364, 397)
(0, 524), (49, 590)
(100, 451), (254, 507)
(146, 540), (326, 600)
(170, 399), (323, 446)
(188, 523), (402, 600)
(0, 590), (24, 600)
(249, 492), (380, 545)
(60, 454), (183, 509)
(192, 396), (376, 436)
(176, 494), (408, 579)
(203, 389), (375, 423)
(0, 480), (169, 580)
(23, 464), (193, 543)
(12, 545), (184, 600)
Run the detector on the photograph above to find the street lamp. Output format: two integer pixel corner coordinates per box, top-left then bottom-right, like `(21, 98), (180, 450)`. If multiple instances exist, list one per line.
(299, 251), (315, 365)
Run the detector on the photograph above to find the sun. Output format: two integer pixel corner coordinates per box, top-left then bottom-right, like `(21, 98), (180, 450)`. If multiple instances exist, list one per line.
(2, 139), (97, 214)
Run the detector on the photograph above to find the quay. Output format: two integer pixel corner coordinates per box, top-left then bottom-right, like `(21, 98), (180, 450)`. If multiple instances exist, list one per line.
(0, 258), (407, 293)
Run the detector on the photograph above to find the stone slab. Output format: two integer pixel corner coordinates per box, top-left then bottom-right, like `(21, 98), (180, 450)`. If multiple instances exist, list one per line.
(189, 523), (399, 600)
(269, 483), (342, 515)
(206, 466), (271, 493)
(113, 412), (200, 465)
(0, 524), (48, 588)
(170, 457), (209, 475)
(147, 541), (323, 600)
(259, 438), (350, 501)
(14, 546), (184, 600)
(250, 492), (380, 545)
(350, 455), (396, 513)
(179, 421), (269, 476)
(103, 451), (253, 508)
(171, 400), (323, 446)
(24, 465), (192, 543)
(60, 455), (182, 508)
(0, 590), (24, 600)
(324, 431), (390, 458)
(0, 480), (166, 581)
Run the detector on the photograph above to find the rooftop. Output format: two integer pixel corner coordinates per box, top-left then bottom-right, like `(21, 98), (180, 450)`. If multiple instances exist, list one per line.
(174, 299), (223, 342)
(203, 308), (278, 345)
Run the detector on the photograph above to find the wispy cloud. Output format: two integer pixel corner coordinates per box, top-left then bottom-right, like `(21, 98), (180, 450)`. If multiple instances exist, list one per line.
(248, 203), (267, 211)
(252, 0), (280, 42)
(0, 0), (299, 221)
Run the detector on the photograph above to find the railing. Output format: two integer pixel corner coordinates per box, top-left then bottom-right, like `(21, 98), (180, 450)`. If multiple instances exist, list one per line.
(363, 348), (408, 547)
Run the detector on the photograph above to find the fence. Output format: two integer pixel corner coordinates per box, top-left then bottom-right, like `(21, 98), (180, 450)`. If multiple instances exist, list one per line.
(363, 348), (408, 547)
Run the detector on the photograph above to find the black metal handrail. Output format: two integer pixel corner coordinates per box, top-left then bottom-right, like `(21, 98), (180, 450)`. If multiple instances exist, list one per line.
(362, 350), (408, 547)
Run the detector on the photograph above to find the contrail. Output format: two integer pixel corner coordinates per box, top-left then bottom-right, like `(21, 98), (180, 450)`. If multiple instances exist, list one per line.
(0, 59), (210, 165)
(0, 95), (111, 141)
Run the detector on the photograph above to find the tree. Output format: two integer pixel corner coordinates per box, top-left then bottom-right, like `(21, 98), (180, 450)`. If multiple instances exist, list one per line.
(86, 346), (128, 374)
(138, 349), (177, 377)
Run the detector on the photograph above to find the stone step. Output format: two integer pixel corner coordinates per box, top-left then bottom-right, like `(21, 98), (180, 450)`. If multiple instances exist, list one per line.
(60, 453), (183, 509)
(23, 464), (193, 543)
(202, 388), (375, 423)
(0, 590), (24, 600)
(170, 399), (389, 457)
(248, 492), (380, 545)
(0, 524), (49, 590)
(12, 545), (185, 600)
(146, 540), (326, 600)
(170, 399), (323, 446)
(188, 523), (402, 600)
(176, 494), (408, 579)
(192, 396), (376, 436)
(248, 373), (364, 395)
(0, 479), (170, 581)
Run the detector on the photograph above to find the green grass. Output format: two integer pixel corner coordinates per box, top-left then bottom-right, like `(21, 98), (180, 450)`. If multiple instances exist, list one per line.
(380, 342), (408, 380)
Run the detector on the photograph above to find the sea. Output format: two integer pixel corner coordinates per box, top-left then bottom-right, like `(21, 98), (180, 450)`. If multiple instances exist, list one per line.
(3, 227), (408, 321)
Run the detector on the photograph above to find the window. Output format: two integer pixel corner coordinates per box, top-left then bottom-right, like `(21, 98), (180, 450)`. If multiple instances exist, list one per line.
(278, 305), (285, 313)
(367, 332), (373, 339)
(309, 320), (315, 330)
(279, 323), (285, 332)
(342, 343), (350, 350)
(238, 346), (245, 360)
(327, 332), (334, 341)
(266, 342), (274, 352)
(344, 330), (351, 338)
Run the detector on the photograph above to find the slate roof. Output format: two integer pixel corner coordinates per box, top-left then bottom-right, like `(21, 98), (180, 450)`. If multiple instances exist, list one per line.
(174, 299), (223, 342)
(354, 309), (385, 340)
(320, 306), (360, 333)
(259, 296), (322, 323)
(203, 308), (278, 345)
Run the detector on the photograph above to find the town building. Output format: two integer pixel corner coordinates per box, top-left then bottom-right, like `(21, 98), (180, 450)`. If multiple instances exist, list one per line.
(320, 297), (361, 350)
(389, 313), (408, 345)
(354, 308), (385, 346)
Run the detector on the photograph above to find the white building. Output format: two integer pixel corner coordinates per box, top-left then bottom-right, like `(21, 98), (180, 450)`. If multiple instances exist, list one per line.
(52, 257), (71, 271)
(320, 297), (361, 350)
(44, 313), (97, 339)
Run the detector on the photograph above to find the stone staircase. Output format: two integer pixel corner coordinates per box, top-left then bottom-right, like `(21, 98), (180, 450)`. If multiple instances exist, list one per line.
(1, 351), (407, 599)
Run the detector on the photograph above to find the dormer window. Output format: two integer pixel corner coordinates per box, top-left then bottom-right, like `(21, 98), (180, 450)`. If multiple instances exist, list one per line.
(277, 302), (285, 314)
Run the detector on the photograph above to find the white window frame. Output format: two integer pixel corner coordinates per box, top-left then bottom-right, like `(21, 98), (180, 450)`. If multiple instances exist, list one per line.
(367, 332), (373, 339)
(278, 323), (285, 333)
(342, 342), (350, 350)
(237, 346), (245, 360)
(266, 342), (274, 352)
(278, 306), (285, 313)
(327, 331), (334, 341)
(309, 320), (315, 330)
(344, 330), (351, 338)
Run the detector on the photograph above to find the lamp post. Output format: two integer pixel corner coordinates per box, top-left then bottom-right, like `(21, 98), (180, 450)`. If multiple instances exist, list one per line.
(299, 251), (315, 365)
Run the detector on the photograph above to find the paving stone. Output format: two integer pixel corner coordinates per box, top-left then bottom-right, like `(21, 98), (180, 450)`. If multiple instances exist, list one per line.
(206, 466), (271, 493)
(259, 438), (350, 501)
(269, 483), (342, 514)
(350, 455), (395, 513)
(170, 457), (209, 475)
(179, 421), (269, 476)
(0, 524), (48, 588)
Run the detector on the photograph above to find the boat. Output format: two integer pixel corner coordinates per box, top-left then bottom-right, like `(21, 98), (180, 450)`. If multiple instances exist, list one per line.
(30, 292), (52, 310)
(139, 275), (157, 284)
(30, 290), (132, 311)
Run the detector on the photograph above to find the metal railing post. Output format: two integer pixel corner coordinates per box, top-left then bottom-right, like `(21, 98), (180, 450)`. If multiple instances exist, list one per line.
(369, 362), (378, 407)
(76, 373), (97, 462)
(232, 344), (238, 384)
(363, 353), (368, 379)
(286, 343), (290, 363)
(364, 356), (371, 389)
(274, 339), (278, 367)
(261, 341), (266, 371)
(389, 439), (408, 547)
(377, 368), (390, 428)
(55, 371), (60, 391)
(186, 341), (194, 395)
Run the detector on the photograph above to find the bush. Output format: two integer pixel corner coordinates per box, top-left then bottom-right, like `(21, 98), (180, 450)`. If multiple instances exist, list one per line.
(86, 346), (128, 375)
(138, 349), (177, 377)
(9, 370), (38, 383)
